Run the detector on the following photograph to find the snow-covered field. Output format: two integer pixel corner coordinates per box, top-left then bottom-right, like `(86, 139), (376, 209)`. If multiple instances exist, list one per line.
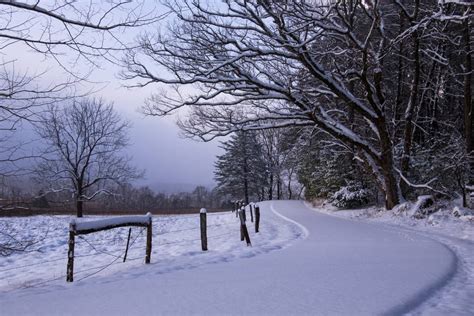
(1, 200), (473, 315)
(0, 208), (302, 293)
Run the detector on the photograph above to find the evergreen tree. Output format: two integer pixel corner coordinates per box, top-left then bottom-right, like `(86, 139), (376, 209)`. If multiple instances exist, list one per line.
(214, 131), (268, 203)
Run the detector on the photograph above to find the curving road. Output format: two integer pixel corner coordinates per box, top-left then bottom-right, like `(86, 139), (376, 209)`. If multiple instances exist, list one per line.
(0, 201), (457, 315)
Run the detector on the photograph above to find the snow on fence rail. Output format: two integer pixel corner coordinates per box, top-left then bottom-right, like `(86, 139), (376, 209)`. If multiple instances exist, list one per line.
(72, 213), (152, 233)
(60, 203), (261, 284)
(67, 213), (153, 282)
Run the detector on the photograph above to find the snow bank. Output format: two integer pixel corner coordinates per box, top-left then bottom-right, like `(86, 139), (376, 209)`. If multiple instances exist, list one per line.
(408, 195), (434, 218)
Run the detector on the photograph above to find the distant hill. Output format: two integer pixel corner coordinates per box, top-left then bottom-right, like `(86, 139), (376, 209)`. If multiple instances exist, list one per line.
(144, 181), (214, 194)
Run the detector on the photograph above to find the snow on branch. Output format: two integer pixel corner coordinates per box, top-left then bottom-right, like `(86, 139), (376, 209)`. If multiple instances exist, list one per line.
(396, 168), (449, 197)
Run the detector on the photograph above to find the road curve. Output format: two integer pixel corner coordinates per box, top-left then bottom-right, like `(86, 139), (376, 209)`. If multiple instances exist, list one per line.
(1, 200), (456, 315)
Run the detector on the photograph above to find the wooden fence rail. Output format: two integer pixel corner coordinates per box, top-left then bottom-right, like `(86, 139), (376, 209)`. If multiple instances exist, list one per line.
(67, 214), (152, 282)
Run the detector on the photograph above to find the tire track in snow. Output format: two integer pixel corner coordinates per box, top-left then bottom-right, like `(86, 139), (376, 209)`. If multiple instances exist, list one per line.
(270, 201), (310, 240)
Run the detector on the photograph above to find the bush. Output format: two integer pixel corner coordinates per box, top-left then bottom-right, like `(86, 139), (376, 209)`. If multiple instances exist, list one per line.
(329, 183), (371, 209)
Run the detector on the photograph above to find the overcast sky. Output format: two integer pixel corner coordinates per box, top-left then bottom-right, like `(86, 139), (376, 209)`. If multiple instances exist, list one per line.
(105, 81), (222, 189)
(4, 2), (223, 192)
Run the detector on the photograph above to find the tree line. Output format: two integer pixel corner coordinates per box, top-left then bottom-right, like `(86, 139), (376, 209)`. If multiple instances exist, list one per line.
(0, 181), (228, 215)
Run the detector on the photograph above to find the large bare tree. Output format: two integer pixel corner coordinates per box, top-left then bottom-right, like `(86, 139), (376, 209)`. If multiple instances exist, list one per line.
(124, 0), (472, 209)
(35, 98), (141, 217)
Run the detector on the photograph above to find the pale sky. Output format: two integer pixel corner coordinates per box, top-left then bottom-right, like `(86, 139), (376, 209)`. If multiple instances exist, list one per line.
(3, 2), (223, 191)
(98, 78), (222, 190)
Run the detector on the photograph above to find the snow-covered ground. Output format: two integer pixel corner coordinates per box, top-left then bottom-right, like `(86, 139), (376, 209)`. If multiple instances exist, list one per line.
(0, 208), (301, 293)
(308, 201), (474, 315)
(0, 200), (472, 315)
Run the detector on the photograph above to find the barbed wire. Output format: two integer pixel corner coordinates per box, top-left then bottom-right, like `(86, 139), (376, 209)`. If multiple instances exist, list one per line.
(77, 235), (124, 259)
(0, 256), (65, 273)
(158, 222), (235, 235)
(75, 227), (145, 282)
(1, 212), (241, 286)
(0, 228), (146, 283)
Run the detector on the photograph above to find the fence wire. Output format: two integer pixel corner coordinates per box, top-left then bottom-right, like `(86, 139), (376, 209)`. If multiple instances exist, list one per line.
(1, 210), (246, 289)
(75, 228), (145, 282)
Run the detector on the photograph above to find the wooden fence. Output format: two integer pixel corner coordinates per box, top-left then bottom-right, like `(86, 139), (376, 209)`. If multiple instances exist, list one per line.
(67, 214), (152, 282)
(64, 202), (262, 283)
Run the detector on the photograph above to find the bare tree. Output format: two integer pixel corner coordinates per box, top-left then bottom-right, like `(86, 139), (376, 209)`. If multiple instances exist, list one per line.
(0, 1), (160, 66)
(0, 1), (162, 175)
(124, 0), (472, 209)
(35, 98), (141, 217)
(0, 2), (161, 255)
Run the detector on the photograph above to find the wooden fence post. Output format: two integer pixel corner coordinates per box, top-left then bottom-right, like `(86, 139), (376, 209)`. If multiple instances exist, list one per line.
(123, 228), (132, 262)
(66, 222), (76, 282)
(200, 208), (208, 251)
(242, 204), (247, 222)
(255, 205), (260, 233)
(239, 207), (244, 241)
(239, 207), (251, 246)
(145, 213), (152, 264)
(250, 203), (254, 223)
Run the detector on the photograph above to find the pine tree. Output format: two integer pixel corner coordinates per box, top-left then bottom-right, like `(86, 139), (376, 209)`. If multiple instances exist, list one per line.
(214, 131), (268, 203)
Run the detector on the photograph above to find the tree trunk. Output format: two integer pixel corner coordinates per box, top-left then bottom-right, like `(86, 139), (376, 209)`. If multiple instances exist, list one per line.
(277, 176), (281, 200)
(243, 175), (249, 205)
(463, 17), (473, 207)
(268, 172), (273, 200)
(75, 178), (84, 217)
(379, 119), (401, 210)
(401, 18), (420, 198)
(287, 169), (293, 200)
(242, 136), (250, 204)
(394, 10), (406, 131)
(380, 155), (400, 210)
(76, 198), (83, 218)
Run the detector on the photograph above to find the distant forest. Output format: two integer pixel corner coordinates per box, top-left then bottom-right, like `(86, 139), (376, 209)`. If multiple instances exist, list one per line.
(0, 181), (229, 215)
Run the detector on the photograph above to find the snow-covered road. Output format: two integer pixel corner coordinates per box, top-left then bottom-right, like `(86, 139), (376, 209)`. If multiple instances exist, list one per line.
(0, 201), (458, 315)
